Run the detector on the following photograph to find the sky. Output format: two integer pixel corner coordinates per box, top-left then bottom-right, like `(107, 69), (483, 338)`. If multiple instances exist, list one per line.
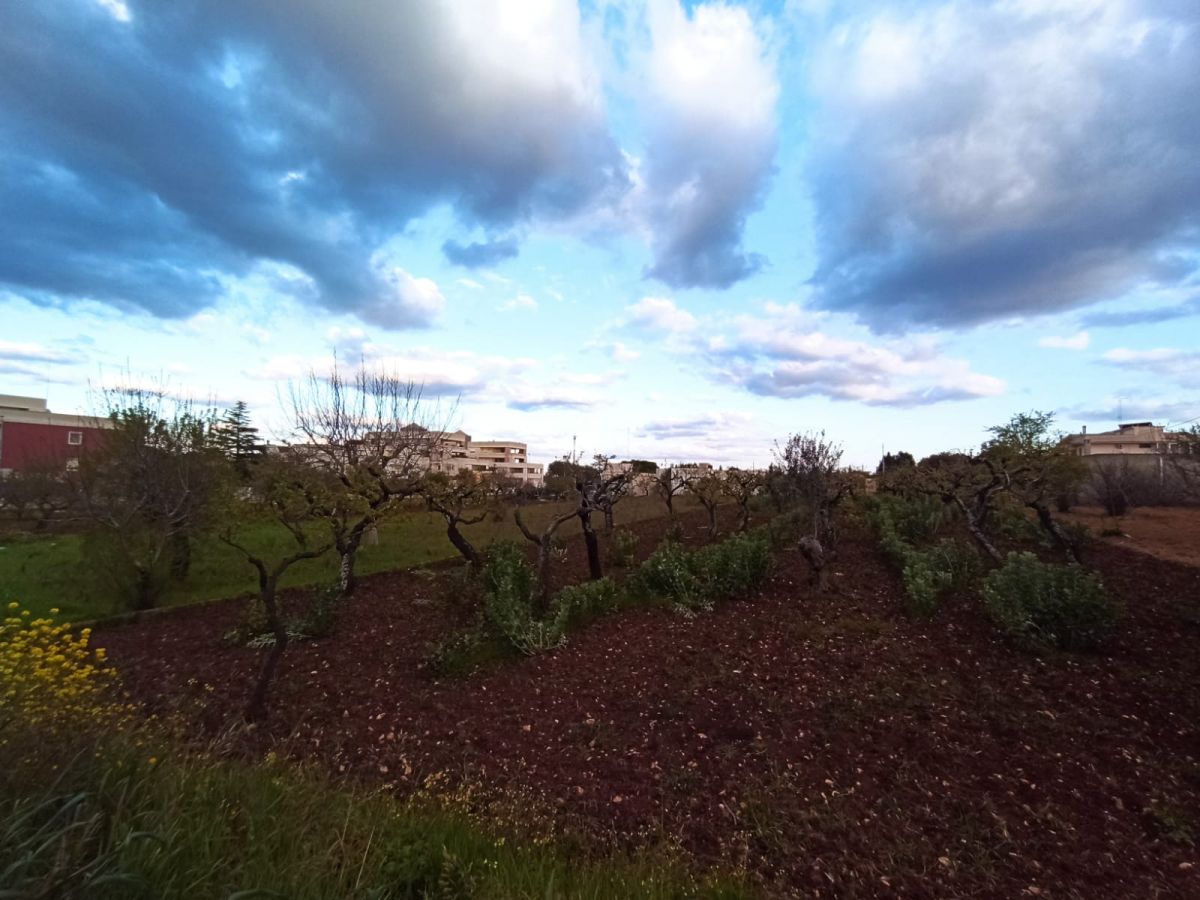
(2, 0), (1198, 468)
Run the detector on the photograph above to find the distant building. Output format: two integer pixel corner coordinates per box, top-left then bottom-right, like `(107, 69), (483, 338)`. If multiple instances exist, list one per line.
(430, 430), (544, 486)
(0, 395), (109, 476)
(1060, 422), (1197, 457)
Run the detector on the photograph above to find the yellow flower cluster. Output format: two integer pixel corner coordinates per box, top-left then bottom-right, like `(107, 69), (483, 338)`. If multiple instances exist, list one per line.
(0, 603), (123, 731)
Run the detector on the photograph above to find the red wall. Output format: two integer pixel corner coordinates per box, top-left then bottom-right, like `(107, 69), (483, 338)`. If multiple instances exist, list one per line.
(0, 422), (108, 472)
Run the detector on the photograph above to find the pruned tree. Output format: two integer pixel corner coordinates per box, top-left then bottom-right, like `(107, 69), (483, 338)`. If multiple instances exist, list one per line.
(654, 466), (687, 518)
(908, 452), (1006, 564)
(684, 472), (724, 538)
(722, 468), (763, 532)
(773, 431), (850, 590)
(218, 452), (333, 722)
(589, 454), (633, 533)
(76, 387), (226, 609)
(982, 410), (1088, 564)
(289, 361), (448, 599)
(423, 470), (492, 569)
(513, 505), (580, 611)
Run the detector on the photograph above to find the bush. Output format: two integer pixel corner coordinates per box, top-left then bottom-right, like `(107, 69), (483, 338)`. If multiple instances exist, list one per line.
(693, 531), (772, 602)
(482, 543), (568, 656)
(609, 528), (639, 568)
(554, 577), (623, 627)
(901, 554), (952, 619)
(631, 532), (772, 612)
(869, 495), (946, 545)
(295, 582), (340, 639)
(765, 508), (807, 549)
(629, 540), (705, 611)
(982, 552), (1119, 651)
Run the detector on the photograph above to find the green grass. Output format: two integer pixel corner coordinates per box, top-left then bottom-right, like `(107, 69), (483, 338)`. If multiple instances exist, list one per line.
(0, 496), (686, 621)
(1, 727), (752, 899)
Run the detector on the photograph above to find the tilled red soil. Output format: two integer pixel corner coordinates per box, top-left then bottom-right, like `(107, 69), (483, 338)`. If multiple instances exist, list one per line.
(97, 511), (1200, 899)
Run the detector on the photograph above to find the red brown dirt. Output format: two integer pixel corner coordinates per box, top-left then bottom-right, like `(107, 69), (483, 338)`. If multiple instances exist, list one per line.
(96, 508), (1200, 899)
(1059, 505), (1200, 568)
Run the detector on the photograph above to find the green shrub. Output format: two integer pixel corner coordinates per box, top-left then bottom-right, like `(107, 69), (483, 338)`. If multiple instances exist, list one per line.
(295, 582), (340, 639)
(982, 552), (1119, 651)
(631, 532), (773, 612)
(870, 495), (946, 545)
(379, 834), (479, 899)
(693, 531), (772, 602)
(609, 528), (639, 568)
(554, 577), (623, 627)
(482, 543), (567, 656)
(926, 539), (982, 592)
(629, 540), (705, 610)
(765, 509), (807, 549)
(901, 554), (952, 619)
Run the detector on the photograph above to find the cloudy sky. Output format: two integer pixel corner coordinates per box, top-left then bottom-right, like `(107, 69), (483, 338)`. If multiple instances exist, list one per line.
(3, 0), (1198, 467)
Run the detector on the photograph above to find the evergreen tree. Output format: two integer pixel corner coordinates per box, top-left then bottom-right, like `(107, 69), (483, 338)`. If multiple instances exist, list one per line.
(216, 400), (265, 476)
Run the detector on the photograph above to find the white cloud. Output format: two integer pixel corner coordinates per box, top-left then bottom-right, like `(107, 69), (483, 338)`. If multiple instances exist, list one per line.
(1102, 346), (1199, 383)
(358, 266), (445, 328)
(704, 303), (1005, 406)
(610, 342), (641, 363)
(637, 0), (779, 288)
(456, 278), (484, 290)
(624, 296), (697, 333)
(0, 340), (72, 364)
(1038, 331), (1090, 350)
(499, 293), (538, 312)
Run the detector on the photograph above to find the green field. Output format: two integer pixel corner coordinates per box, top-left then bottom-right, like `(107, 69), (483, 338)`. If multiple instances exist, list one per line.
(0, 495), (685, 621)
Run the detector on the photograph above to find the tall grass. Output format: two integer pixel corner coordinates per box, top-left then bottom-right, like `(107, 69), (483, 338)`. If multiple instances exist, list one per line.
(0, 731), (752, 900)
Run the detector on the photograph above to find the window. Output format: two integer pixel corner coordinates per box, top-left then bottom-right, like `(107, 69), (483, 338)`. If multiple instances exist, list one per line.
(67, 431), (83, 446)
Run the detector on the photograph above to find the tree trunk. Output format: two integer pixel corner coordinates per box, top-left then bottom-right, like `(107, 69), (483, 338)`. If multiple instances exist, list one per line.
(245, 578), (286, 722)
(337, 528), (365, 598)
(579, 511), (603, 580)
(132, 563), (157, 611)
(705, 503), (717, 538)
(797, 536), (827, 591)
(446, 520), (480, 568)
(1030, 501), (1081, 565)
(953, 497), (1004, 564)
(603, 505), (615, 532)
(665, 492), (674, 518)
(168, 530), (191, 580)
(738, 501), (750, 532)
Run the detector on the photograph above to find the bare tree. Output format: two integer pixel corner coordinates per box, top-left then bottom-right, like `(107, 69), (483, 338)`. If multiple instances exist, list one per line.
(423, 470), (492, 569)
(773, 432), (850, 590)
(722, 468), (763, 532)
(0, 464), (76, 531)
(654, 466), (687, 518)
(684, 472), (724, 538)
(513, 505), (580, 612)
(589, 454), (634, 533)
(76, 387), (225, 609)
(219, 452), (333, 722)
(289, 362), (449, 599)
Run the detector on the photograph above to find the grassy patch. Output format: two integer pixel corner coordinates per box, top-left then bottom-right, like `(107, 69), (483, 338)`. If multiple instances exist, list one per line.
(0, 730), (754, 900)
(0, 496), (680, 621)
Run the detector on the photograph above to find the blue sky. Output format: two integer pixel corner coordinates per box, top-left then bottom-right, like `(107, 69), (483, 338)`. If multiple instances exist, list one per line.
(2, 0), (1198, 468)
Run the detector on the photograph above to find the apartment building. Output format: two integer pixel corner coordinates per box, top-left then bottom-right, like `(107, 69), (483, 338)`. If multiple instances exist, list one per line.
(0, 394), (109, 475)
(1060, 422), (1197, 456)
(430, 430), (544, 485)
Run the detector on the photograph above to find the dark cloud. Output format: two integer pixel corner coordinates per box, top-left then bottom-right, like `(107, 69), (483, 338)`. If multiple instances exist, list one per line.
(808, 1), (1200, 330)
(441, 237), (520, 269)
(0, 1), (627, 324)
